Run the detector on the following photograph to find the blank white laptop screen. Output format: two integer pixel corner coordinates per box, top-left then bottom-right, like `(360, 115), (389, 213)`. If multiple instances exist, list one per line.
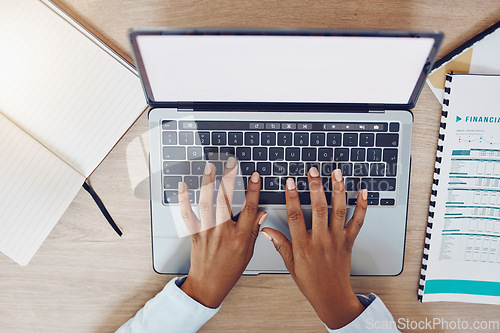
(135, 34), (435, 105)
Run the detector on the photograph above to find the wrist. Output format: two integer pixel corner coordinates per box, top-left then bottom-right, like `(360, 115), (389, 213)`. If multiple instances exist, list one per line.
(180, 275), (224, 309)
(314, 290), (365, 330)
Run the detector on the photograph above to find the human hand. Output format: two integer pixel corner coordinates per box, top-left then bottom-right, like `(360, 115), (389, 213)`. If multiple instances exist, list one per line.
(261, 167), (368, 329)
(178, 157), (267, 308)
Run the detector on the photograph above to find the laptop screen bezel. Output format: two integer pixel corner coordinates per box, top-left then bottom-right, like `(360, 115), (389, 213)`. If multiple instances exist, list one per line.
(129, 28), (443, 111)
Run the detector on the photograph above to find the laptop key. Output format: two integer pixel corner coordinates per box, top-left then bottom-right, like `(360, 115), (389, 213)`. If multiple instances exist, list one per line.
(253, 147), (268, 160)
(164, 176), (182, 189)
(368, 192), (379, 199)
(334, 148), (349, 161)
(236, 147), (251, 161)
(350, 148), (365, 161)
(220, 147), (235, 160)
(179, 131), (194, 145)
(353, 163), (369, 176)
(302, 148), (317, 161)
(338, 162), (353, 176)
(278, 132), (293, 146)
(286, 148), (300, 161)
(361, 178), (396, 191)
(204, 147), (218, 160)
(386, 163), (397, 177)
(163, 161), (190, 175)
(318, 148), (333, 161)
(289, 162), (305, 176)
(273, 162), (288, 176)
(162, 131), (177, 145)
(192, 162), (205, 175)
(305, 162), (320, 175)
(376, 133), (399, 147)
(294, 133), (309, 146)
(297, 177), (309, 191)
(187, 147), (203, 160)
(311, 133), (325, 146)
(343, 133), (358, 146)
(212, 132), (226, 145)
(245, 132), (260, 145)
(327, 133), (342, 146)
(321, 162), (336, 176)
(370, 163), (385, 176)
(164, 190), (179, 204)
(162, 120), (177, 130)
(367, 148), (382, 162)
(383, 148), (398, 163)
(240, 162), (255, 175)
(368, 198), (379, 205)
(359, 133), (374, 146)
(257, 162), (272, 175)
(213, 162), (223, 175)
(184, 176), (199, 190)
(228, 132), (243, 145)
(269, 147), (284, 161)
(380, 198), (395, 205)
(195, 132), (210, 145)
(259, 191), (286, 205)
(163, 146), (186, 160)
(345, 178), (361, 191)
(265, 177), (280, 190)
(389, 122), (400, 132)
(261, 132), (276, 146)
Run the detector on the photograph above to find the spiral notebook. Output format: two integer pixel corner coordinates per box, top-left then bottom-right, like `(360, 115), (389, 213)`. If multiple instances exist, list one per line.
(418, 73), (500, 304)
(0, 0), (146, 265)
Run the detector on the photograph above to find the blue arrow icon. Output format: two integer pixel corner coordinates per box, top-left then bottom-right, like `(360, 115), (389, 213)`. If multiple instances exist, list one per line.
(456, 116), (462, 122)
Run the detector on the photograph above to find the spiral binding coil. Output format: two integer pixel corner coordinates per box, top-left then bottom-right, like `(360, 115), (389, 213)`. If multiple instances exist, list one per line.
(418, 73), (452, 302)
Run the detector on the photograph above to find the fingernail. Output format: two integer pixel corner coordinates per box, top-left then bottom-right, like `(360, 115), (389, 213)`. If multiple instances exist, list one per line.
(286, 178), (296, 190)
(309, 167), (319, 177)
(258, 213), (268, 225)
(178, 182), (184, 193)
(362, 189), (368, 200)
(260, 231), (272, 241)
(333, 169), (343, 182)
(226, 156), (236, 169)
(204, 163), (212, 175)
(250, 172), (260, 183)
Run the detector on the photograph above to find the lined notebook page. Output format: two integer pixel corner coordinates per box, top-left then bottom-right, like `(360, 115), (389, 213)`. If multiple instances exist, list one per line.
(0, 113), (84, 266)
(0, 0), (146, 177)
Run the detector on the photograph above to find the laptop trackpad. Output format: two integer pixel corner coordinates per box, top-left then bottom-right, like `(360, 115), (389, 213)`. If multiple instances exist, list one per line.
(244, 208), (300, 274)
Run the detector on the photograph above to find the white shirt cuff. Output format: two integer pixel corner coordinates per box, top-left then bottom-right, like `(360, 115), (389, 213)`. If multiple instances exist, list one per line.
(116, 276), (220, 333)
(325, 294), (400, 332)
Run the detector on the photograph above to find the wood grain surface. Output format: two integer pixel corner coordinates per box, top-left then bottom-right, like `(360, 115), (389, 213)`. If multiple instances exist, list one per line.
(1, 1), (500, 332)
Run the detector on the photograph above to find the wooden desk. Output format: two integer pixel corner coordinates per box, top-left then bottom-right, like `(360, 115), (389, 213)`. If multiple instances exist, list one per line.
(1, 1), (499, 332)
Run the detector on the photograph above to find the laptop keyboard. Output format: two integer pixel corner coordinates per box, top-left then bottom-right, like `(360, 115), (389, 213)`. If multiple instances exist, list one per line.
(161, 120), (399, 207)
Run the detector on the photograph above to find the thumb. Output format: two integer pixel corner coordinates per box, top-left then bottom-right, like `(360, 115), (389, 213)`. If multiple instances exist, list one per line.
(260, 228), (294, 275)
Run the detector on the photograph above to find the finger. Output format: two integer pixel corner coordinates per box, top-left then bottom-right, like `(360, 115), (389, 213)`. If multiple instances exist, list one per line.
(236, 172), (261, 232)
(330, 168), (347, 232)
(307, 167), (329, 235)
(345, 189), (368, 247)
(199, 162), (215, 231)
(260, 227), (295, 276)
(285, 178), (307, 246)
(178, 182), (200, 235)
(216, 157), (238, 225)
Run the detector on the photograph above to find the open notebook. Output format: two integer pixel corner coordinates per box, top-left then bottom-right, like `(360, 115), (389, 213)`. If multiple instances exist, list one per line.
(0, 0), (146, 265)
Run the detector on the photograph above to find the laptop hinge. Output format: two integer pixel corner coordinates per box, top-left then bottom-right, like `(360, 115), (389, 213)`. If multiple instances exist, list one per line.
(368, 109), (385, 113)
(177, 107), (194, 112)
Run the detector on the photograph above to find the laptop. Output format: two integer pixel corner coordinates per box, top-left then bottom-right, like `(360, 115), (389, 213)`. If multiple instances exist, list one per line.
(129, 29), (442, 275)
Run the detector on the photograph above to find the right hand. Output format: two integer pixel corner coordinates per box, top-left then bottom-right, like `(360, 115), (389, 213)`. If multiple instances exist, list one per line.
(261, 167), (368, 329)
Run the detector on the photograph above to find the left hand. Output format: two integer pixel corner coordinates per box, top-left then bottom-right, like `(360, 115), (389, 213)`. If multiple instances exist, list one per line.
(178, 157), (267, 308)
